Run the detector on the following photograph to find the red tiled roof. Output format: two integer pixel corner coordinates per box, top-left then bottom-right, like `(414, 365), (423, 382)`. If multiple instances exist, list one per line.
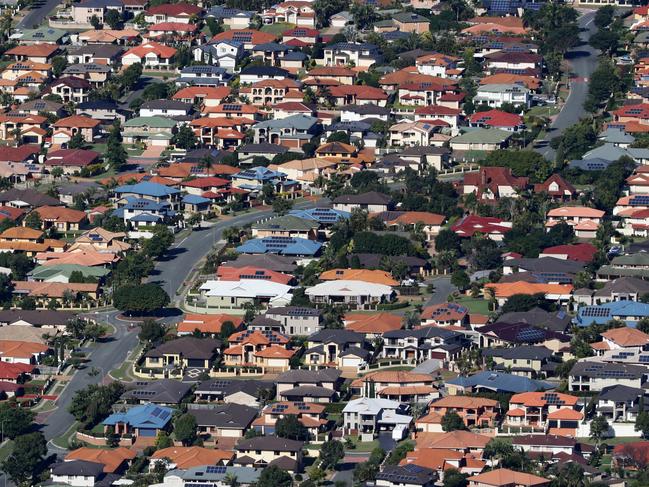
(469, 109), (522, 128)
(0, 144), (40, 163)
(540, 243), (597, 263)
(146, 3), (202, 15)
(451, 214), (512, 237)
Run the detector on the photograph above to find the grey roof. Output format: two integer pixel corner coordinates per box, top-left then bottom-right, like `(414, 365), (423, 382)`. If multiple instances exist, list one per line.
(189, 404), (258, 429)
(168, 466), (262, 484)
(326, 42), (378, 51)
(309, 329), (365, 345)
(253, 215), (319, 231)
(18, 98), (63, 112)
(254, 114), (319, 131)
(383, 327), (459, 340)
(121, 379), (192, 404)
(0, 309), (76, 326)
(496, 307), (572, 333)
(238, 142), (288, 155)
(145, 337), (221, 360)
(236, 435), (304, 452)
(253, 42), (289, 52)
(265, 306), (323, 317)
(393, 12), (430, 23)
(52, 460), (103, 477)
(401, 145), (450, 156)
(230, 254), (297, 272)
(599, 384), (643, 402)
(195, 379), (273, 397)
(570, 361), (647, 379)
(446, 371), (553, 393)
(600, 128), (635, 145)
(280, 385), (337, 398)
(0, 188), (61, 207)
(64, 63), (111, 74)
(594, 276), (649, 297)
(207, 6), (254, 18)
(377, 464), (436, 486)
(582, 143), (631, 162)
(67, 44), (123, 58)
(240, 65), (289, 77)
(568, 158), (614, 171)
(180, 65), (228, 76)
(482, 346), (553, 361)
(505, 256), (585, 274)
(276, 368), (342, 384)
(333, 191), (392, 205)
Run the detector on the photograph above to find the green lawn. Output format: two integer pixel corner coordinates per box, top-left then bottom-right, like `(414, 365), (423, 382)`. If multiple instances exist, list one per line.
(0, 439), (13, 463)
(52, 421), (80, 450)
(526, 105), (560, 118)
(345, 437), (380, 452)
(453, 296), (491, 315)
(260, 22), (295, 35)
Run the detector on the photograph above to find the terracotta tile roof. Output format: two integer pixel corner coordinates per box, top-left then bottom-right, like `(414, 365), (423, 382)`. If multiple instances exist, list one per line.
(377, 385), (436, 396)
(13, 281), (99, 298)
(533, 174), (576, 197)
(149, 22), (199, 32)
(0, 144), (40, 163)
(344, 312), (403, 334)
(1, 226), (43, 240)
(0, 206), (24, 221)
(172, 86), (231, 101)
(468, 468), (548, 487)
(181, 176), (230, 189)
(451, 215), (512, 238)
(31, 206), (86, 223)
(540, 243), (597, 263)
(484, 282), (573, 299)
(421, 302), (468, 322)
(230, 329), (289, 346)
(5, 44), (58, 58)
(510, 391), (578, 408)
(329, 85), (388, 100)
(66, 447), (136, 473)
(0, 340), (48, 359)
(547, 408), (583, 420)
(401, 448), (464, 471)
(255, 345), (296, 359)
(416, 430), (491, 449)
(319, 269), (398, 286)
(53, 115), (100, 129)
(429, 395), (499, 409)
(547, 206), (605, 219)
(480, 73), (541, 89)
(124, 41), (177, 59)
(351, 370), (434, 387)
(0, 361), (33, 380)
(177, 313), (243, 334)
(151, 447), (234, 469)
(37, 251), (118, 267)
(216, 265), (293, 285)
(211, 29), (277, 45)
(602, 326), (649, 347)
(469, 109), (523, 128)
(146, 2), (202, 15)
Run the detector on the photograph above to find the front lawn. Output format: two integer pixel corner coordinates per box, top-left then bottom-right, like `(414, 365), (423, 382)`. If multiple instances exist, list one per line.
(260, 22), (295, 35)
(453, 296), (491, 315)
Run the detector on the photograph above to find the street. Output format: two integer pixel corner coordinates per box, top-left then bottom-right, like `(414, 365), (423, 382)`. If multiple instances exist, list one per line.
(535, 9), (599, 161)
(424, 277), (455, 307)
(16, 0), (60, 29)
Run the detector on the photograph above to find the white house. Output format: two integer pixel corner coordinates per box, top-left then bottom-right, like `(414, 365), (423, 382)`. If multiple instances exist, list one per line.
(474, 83), (530, 109)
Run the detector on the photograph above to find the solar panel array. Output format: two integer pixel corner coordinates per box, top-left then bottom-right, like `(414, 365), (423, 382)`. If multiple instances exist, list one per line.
(232, 32), (252, 42)
(541, 392), (565, 406)
(516, 327), (546, 342)
(580, 307), (611, 318)
(222, 104), (242, 111)
(151, 407), (171, 420)
(631, 195), (649, 206)
(206, 466), (227, 474)
(640, 355), (649, 363)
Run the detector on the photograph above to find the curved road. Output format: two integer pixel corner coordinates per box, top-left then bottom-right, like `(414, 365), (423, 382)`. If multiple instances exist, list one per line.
(535, 9), (600, 161)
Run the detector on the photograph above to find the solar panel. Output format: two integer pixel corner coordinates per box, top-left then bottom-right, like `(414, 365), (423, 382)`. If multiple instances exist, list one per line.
(206, 465), (227, 474)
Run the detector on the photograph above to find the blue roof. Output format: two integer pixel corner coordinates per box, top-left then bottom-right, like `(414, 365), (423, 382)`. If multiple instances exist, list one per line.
(183, 194), (211, 205)
(115, 181), (180, 198)
(121, 197), (171, 211)
(446, 371), (552, 393)
(236, 236), (322, 256)
(289, 207), (350, 224)
(130, 213), (162, 223)
(575, 301), (649, 326)
(103, 404), (173, 429)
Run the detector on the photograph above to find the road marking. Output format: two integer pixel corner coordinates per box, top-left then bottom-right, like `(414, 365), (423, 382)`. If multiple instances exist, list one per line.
(585, 18), (593, 26)
(176, 237), (188, 247)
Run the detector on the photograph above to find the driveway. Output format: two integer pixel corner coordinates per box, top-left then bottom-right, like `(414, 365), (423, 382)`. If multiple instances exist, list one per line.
(535, 9), (599, 161)
(424, 277), (455, 307)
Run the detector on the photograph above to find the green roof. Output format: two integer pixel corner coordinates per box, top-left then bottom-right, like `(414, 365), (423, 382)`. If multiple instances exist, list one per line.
(451, 128), (512, 144)
(597, 265), (649, 279)
(252, 215), (319, 231)
(18, 27), (66, 43)
(124, 116), (177, 129)
(610, 253), (649, 266)
(30, 264), (110, 281)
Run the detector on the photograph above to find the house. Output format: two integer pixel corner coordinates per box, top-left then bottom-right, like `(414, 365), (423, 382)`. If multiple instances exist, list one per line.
(304, 329), (369, 370)
(376, 465), (437, 487)
(332, 191), (393, 213)
(0, 340), (48, 364)
(52, 115), (100, 144)
(539, 243), (597, 263)
(216, 266), (293, 285)
(451, 215), (513, 241)
(192, 41), (243, 71)
(223, 329), (294, 371)
(51, 460), (106, 486)
(546, 206), (605, 238)
(234, 435), (304, 472)
(236, 237), (320, 256)
(26, 206), (86, 232)
(324, 42), (382, 68)
(450, 129), (512, 153)
(140, 100), (193, 118)
(196, 279), (292, 313)
(575, 301), (649, 327)
(381, 327), (466, 363)
(251, 215), (318, 240)
(305, 280), (394, 309)
(484, 282), (573, 308)
(252, 114), (319, 151)
(114, 181), (181, 209)
(276, 368), (342, 403)
(575, 277), (649, 306)
(467, 469), (549, 487)
(210, 29), (277, 51)
(66, 44), (122, 66)
(474, 84), (531, 108)
(207, 6), (254, 28)
(569, 361), (648, 392)
(5, 44), (59, 63)
(261, 1), (315, 27)
(122, 42), (176, 69)
(445, 371), (552, 395)
(418, 396), (499, 432)
(194, 379), (273, 406)
(70, 228), (129, 253)
(65, 447), (136, 474)
(253, 401), (326, 440)
(351, 370), (438, 403)
(189, 403), (258, 439)
(343, 397), (412, 440)
(140, 337), (221, 377)
(121, 379), (192, 406)
(263, 306), (323, 336)
(482, 346), (554, 379)
(344, 312), (403, 338)
(421, 302), (468, 327)
(596, 384), (645, 423)
(161, 466), (262, 487)
(150, 447), (234, 470)
(144, 2), (202, 23)
(48, 77), (92, 104)
(319, 269), (398, 286)
(389, 121), (445, 148)
(502, 391), (580, 434)
(45, 148), (100, 175)
(103, 403), (173, 439)
(461, 167), (528, 200)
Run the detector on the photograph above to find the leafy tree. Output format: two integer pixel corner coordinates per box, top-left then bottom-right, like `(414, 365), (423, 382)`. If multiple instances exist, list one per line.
(174, 413), (197, 446)
(205, 17), (223, 36)
(24, 211), (42, 230)
(275, 414), (309, 440)
(69, 382), (125, 426)
(113, 283), (170, 315)
(257, 465), (293, 487)
(435, 228), (461, 253)
(353, 232), (418, 256)
(172, 124), (198, 150)
(120, 63), (142, 91)
(482, 150), (552, 183)
(589, 28), (620, 56)
(500, 293), (553, 314)
(441, 410), (467, 432)
(272, 198), (294, 216)
(68, 130), (85, 149)
(349, 172), (387, 193)
(484, 438), (514, 467)
(104, 8), (121, 29)
(443, 468), (468, 487)
(141, 225), (174, 259)
(51, 56), (68, 78)
(349, 3), (378, 30)
(106, 120), (127, 171)
(90, 14), (101, 29)
(307, 466), (326, 484)
(584, 58), (620, 112)
(114, 252), (154, 284)
(551, 118), (597, 163)
(636, 396), (649, 439)
(319, 440), (344, 470)
(327, 131), (350, 144)
(138, 319), (166, 343)
(589, 415), (609, 446)
(594, 5), (614, 28)
(451, 270), (470, 292)
(2, 432), (47, 486)
(0, 403), (34, 439)
(385, 441), (415, 465)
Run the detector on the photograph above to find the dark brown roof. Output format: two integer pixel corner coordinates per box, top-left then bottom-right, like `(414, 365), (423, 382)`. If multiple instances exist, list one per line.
(236, 435), (304, 452)
(145, 337), (221, 359)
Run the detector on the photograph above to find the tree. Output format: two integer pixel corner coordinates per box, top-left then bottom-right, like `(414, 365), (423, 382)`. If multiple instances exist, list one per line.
(138, 319), (166, 343)
(435, 228), (461, 253)
(551, 118), (597, 163)
(319, 440), (344, 470)
(443, 468), (468, 487)
(441, 410), (467, 432)
(69, 382), (125, 426)
(272, 198), (294, 216)
(256, 465), (292, 487)
(68, 130), (85, 149)
(174, 413), (197, 446)
(349, 2), (378, 30)
(451, 270), (470, 292)
(51, 56), (68, 78)
(500, 293), (552, 314)
(114, 252), (154, 285)
(636, 396), (649, 439)
(172, 124), (198, 150)
(0, 403), (35, 439)
(106, 120), (127, 171)
(120, 63), (142, 91)
(2, 432), (47, 486)
(24, 211), (41, 230)
(90, 14), (101, 29)
(589, 28), (620, 56)
(275, 414), (309, 440)
(594, 5), (614, 28)
(104, 8), (121, 29)
(482, 150), (552, 183)
(484, 438), (514, 467)
(327, 131), (350, 144)
(589, 415), (609, 446)
(113, 283), (170, 315)
(307, 466), (326, 484)
(141, 225), (174, 259)
(584, 58), (620, 112)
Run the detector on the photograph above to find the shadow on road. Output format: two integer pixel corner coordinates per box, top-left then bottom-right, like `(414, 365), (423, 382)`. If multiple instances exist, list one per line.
(565, 50), (592, 60)
(158, 247), (188, 262)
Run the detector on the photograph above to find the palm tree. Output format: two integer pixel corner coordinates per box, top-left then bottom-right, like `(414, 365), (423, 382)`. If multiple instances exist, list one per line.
(224, 474), (239, 487)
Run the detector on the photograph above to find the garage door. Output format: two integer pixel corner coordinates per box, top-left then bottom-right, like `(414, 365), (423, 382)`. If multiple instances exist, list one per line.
(139, 428), (157, 437)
